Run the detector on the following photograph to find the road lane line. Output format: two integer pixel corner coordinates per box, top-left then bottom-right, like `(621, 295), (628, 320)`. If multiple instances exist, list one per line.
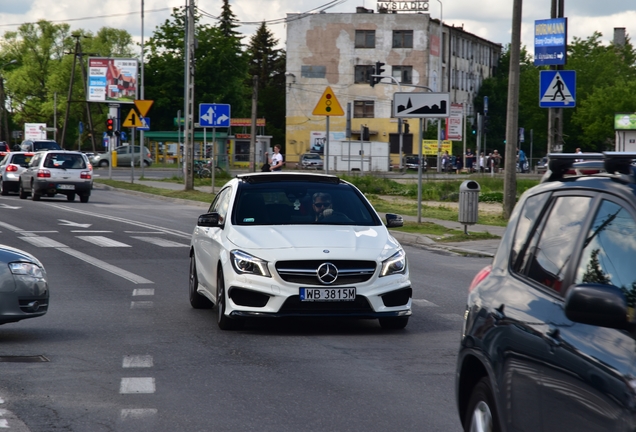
(130, 236), (189, 247)
(57, 248), (153, 284)
(120, 409), (157, 419)
(20, 236), (67, 248)
(412, 299), (439, 307)
(133, 289), (154, 296)
(76, 236), (131, 247)
(119, 378), (155, 394)
(131, 301), (154, 309)
(123, 355), (153, 368)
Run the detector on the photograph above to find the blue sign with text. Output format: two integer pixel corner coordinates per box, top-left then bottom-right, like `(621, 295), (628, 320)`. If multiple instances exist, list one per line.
(534, 18), (567, 66)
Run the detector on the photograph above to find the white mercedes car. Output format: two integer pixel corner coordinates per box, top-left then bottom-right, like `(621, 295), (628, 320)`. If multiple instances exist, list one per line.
(189, 172), (412, 330)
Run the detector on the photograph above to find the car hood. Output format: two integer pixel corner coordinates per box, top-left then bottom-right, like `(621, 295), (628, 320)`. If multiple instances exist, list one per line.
(0, 244), (44, 266)
(226, 225), (401, 260)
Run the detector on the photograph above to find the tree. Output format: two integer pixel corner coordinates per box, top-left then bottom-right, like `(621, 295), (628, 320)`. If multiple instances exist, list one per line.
(246, 22), (286, 148)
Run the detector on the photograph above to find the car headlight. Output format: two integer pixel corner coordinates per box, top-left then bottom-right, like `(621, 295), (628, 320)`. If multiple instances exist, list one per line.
(380, 250), (407, 277)
(9, 262), (44, 278)
(230, 250), (271, 278)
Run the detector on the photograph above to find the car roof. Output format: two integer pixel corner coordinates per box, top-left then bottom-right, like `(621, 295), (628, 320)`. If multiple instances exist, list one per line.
(237, 172), (341, 185)
(540, 152), (636, 186)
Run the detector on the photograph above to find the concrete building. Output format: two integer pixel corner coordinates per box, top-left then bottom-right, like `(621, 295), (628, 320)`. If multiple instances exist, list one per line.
(285, 4), (502, 168)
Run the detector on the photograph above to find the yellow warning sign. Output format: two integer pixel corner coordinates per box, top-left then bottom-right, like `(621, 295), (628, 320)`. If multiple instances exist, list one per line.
(123, 109), (142, 128)
(312, 86), (344, 116)
(134, 100), (154, 117)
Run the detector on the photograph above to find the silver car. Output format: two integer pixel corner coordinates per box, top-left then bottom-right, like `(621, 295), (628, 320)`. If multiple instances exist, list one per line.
(0, 245), (49, 324)
(299, 153), (324, 169)
(0, 151), (35, 195)
(91, 145), (153, 167)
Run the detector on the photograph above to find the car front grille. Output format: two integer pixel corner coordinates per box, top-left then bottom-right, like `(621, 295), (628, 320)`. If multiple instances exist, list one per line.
(278, 295), (374, 314)
(275, 260), (376, 286)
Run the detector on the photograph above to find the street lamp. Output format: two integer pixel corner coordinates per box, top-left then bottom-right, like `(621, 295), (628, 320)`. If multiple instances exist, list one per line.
(0, 60), (17, 144)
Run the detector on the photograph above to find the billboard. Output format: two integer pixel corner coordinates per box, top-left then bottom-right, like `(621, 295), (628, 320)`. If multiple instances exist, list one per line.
(534, 18), (567, 66)
(87, 58), (138, 104)
(615, 113), (636, 130)
(446, 103), (464, 141)
(24, 123), (46, 141)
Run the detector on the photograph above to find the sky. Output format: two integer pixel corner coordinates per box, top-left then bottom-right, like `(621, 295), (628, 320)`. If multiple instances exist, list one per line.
(0, 0), (634, 53)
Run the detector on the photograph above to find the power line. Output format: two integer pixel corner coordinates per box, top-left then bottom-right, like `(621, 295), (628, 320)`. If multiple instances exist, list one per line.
(0, 8), (172, 28)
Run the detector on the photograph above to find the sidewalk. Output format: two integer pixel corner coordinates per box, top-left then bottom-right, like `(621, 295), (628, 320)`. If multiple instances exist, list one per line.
(104, 178), (503, 258)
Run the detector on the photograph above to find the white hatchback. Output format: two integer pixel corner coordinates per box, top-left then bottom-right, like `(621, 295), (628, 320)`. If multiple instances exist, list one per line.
(189, 172), (412, 330)
(0, 151), (35, 195)
(18, 151), (93, 202)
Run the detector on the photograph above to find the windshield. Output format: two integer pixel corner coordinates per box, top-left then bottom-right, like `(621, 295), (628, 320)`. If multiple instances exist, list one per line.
(232, 181), (381, 226)
(34, 141), (62, 151)
(305, 154), (321, 160)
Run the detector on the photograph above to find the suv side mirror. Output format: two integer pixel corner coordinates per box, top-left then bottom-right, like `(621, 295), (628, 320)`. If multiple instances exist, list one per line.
(564, 283), (629, 330)
(385, 213), (404, 228)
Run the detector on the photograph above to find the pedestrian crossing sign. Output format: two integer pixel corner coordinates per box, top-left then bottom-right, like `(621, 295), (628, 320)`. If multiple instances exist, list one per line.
(539, 70), (576, 108)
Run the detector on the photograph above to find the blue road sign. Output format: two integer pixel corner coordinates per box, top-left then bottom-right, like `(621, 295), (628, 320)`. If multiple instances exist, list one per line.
(138, 117), (150, 131)
(199, 103), (231, 127)
(534, 18), (567, 66)
(539, 70), (576, 108)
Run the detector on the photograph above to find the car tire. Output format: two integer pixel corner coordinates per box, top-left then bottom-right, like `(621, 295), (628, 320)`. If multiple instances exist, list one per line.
(31, 184), (40, 201)
(67, 193), (75, 202)
(80, 194), (89, 203)
(216, 268), (243, 330)
(465, 377), (500, 432)
(99, 160), (109, 167)
(0, 180), (8, 196)
(143, 160), (151, 167)
(378, 316), (409, 330)
(189, 255), (212, 309)
(18, 183), (27, 199)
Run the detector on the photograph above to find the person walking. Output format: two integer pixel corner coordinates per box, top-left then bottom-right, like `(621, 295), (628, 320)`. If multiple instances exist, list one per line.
(265, 145), (284, 171)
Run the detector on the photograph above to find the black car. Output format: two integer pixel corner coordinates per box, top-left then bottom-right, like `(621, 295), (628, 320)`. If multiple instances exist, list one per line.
(20, 139), (62, 152)
(456, 152), (636, 432)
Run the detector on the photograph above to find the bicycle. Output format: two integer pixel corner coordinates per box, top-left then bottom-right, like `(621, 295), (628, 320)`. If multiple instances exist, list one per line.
(194, 160), (211, 178)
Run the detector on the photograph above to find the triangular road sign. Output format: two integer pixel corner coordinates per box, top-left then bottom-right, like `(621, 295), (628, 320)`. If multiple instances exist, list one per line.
(134, 100), (154, 117)
(313, 86), (344, 116)
(123, 109), (142, 128)
(540, 71), (575, 106)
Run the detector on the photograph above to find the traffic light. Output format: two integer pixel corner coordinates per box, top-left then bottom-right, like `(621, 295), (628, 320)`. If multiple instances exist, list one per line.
(471, 123), (477, 135)
(483, 116), (490, 134)
(106, 118), (114, 136)
(370, 61), (386, 87)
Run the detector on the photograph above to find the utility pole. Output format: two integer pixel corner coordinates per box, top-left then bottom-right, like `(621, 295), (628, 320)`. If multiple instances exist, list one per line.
(183, 0), (195, 190)
(547, 0), (565, 154)
(249, 75), (258, 172)
(503, 0), (523, 219)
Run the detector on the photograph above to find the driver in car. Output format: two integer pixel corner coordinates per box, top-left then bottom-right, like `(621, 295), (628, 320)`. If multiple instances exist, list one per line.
(312, 192), (353, 223)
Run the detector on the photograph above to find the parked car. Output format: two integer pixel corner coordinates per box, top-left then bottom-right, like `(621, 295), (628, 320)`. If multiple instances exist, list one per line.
(299, 152), (324, 169)
(189, 172), (412, 330)
(91, 145), (153, 167)
(0, 151), (34, 195)
(456, 152), (636, 431)
(18, 150), (93, 202)
(536, 156), (548, 173)
(0, 245), (49, 324)
(19, 139), (62, 152)
(404, 155), (427, 171)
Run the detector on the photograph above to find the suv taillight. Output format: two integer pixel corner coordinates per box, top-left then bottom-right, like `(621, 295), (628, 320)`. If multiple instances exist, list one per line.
(6, 164), (18, 172)
(80, 171), (92, 179)
(468, 265), (492, 292)
(37, 169), (51, 178)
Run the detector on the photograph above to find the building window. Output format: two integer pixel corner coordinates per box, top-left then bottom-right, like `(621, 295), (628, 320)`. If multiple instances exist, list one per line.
(355, 30), (376, 48)
(392, 66), (413, 84)
(392, 30), (413, 48)
(355, 65), (374, 84)
(354, 100), (374, 118)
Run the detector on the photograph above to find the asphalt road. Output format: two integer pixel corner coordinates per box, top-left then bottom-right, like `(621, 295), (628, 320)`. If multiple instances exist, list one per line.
(0, 187), (490, 431)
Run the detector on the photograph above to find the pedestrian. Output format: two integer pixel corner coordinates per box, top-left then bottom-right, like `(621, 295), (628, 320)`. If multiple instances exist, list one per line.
(466, 148), (474, 173)
(265, 145), (284, 171)
(518, 148), (527, 173)
(455, 155), (463, 174)
(479, 152), (485, 173)
(492, 150), (502, 173)
(441, 151), (450, 172)
(575, 147), (583, 162)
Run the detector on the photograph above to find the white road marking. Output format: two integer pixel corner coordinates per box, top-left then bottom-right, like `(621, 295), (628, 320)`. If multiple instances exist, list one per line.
(0, 221), (22, 231)
(123, 355), (153, 368)
(131, 301), (154, 309)
(58, 219), (92, 228)
(70, 230), (112, 233)
(57, 248), (153, 284)
(120, 409), (157, 419)
(133, 288), (154, 296)
(125, 231), (165, 234)
(19, 231), (58, 234)
(0, 419), (7, 427)
(76, 236), (131, 247)
(412, 299), (439, 307)
(20, 236), (67, 248)
(119, 377), (155, 394)
(0, 203), (20, 210)
(439, 313), (465, 322)
(130, 236), (189, 247)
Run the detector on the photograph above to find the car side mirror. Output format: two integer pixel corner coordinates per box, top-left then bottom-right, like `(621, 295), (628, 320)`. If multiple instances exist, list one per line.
(564, 283), (629, 330)
(385, 213), (403, 228)
(197, 212), (222, 228)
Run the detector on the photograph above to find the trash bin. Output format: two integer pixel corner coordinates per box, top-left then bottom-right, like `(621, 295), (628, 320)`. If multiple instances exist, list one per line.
(458, 180), (480, 232)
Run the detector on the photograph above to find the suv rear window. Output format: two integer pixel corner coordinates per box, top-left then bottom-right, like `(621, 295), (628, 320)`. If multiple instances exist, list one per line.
(44, 154), (87, 169)
(34, 141), (62, 151)
(0, 143), (8, 152)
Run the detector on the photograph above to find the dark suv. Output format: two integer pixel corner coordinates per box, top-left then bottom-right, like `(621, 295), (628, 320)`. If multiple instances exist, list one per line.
(456, 152), (636, 432)
(20, 140), (62, 152)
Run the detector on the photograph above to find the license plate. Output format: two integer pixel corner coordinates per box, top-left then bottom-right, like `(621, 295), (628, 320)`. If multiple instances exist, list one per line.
(300, 287), (356, 302)
(57, 184), (74, 190)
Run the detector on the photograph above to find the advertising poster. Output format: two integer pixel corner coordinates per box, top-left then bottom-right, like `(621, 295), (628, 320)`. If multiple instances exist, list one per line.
(421, 140), (452, 156)
(615, 113), (636, 130)
(309, 131), (345, 154)
(446, 103), (464, 141)
(87, 58), (138, 103)
(24, 123), (46, 141)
